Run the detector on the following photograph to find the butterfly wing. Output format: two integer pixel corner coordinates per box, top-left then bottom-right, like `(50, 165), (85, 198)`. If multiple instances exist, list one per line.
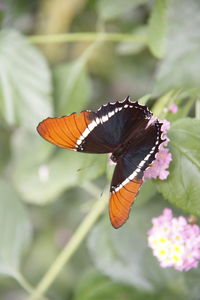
(109, 120), (164, 228)
(37, 96), (152, 154)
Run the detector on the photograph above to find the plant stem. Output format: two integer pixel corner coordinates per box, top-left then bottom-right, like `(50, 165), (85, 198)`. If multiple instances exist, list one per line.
(15, 272), (49, 300)
(28, 187), (109, 300)
(29, 32), (146, 44)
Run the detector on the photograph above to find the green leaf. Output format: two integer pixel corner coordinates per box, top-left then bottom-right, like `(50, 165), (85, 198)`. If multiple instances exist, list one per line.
(0, 30), (53, 131)
(54, 62), (91, 115)
(12, 145), (83, 204)
(75, 270), (186, 300)
(154, 0), (200, 94)
(97, 0), (147, 20)
(147, 0), (168, 58)
(88, 198), (186, 292)
(75, 270), (158, 300)
(0, 180), (31, 277)
(11, 129), (107, 204)
(157, 118), (200, 215)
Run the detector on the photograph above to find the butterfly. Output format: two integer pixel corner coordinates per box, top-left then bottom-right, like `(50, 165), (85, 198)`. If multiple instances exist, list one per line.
(37, 96), (164, 228)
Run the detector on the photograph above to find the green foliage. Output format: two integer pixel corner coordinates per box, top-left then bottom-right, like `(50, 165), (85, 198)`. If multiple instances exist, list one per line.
(148, 0), (168, 58)
(0, 180), (31, 278)
(96, 0), (148, 20)
(54, 62), (91, 115)
(0, 0), (199, 299)
(88, 199), (200, 299)
(88, 199), (184, 292)
(75, 270), (158, 300)
(0, 30), (53, 131)
(75, 269), (188, 300)
(154, 0), (200, 94)
(157, 118), (200, 215)
(11, 129), (107, 204)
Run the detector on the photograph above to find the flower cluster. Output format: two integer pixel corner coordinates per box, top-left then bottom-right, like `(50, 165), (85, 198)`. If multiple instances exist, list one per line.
(148, 209), (200, 271)
(144, 119), (172, 180)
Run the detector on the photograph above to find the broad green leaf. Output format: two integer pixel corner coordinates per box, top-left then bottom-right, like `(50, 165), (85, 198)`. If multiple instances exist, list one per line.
(88, 198), (186, 292)
(54, 62), (91, 115)
(97, 0), (147, 20)
(154, 0), (200, 94)
(0, 180), (31, 277)
(147, 0), (168, 58)
(157, 118), (200, 215)
(0, 30), (53, 131)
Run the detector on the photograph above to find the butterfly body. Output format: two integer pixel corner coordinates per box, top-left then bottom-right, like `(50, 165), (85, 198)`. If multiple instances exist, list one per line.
(37, 96), (164, 228)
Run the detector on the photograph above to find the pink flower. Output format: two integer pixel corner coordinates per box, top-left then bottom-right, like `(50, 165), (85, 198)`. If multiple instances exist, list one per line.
(144, 148), (172, 180)
(168, 104), (178, 114)
(144, 119), (172, 180)
(147, 209), (200, 271)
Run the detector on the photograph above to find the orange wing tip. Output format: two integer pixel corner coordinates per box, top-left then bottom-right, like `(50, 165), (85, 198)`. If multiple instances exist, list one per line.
(109, 178), (143, 229)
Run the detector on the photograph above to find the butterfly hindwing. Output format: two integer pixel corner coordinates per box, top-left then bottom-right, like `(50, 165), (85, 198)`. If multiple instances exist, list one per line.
(109, 120), (163, 228)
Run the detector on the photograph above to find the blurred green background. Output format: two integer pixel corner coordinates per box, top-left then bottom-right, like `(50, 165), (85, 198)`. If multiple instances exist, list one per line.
(0, 0), (200, 299)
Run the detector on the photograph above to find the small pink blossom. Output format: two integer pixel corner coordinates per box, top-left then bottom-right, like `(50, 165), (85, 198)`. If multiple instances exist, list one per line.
(148, 209), (200, 271)
(168, 104), (178, 114)
(144, 119), (172, 180)
(144, 148), (172, 180)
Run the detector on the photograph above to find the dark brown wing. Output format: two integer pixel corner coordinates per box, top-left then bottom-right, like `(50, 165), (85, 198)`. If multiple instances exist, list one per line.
(109, 120), (164, 228)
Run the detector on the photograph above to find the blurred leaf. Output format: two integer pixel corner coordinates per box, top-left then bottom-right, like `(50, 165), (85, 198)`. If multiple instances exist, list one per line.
(97, 0), (147, 20)
(137, 93), (152, 105)
(157, 118), (200, 215)
(0, 180), (31, 277)
(0, 30), (53, 131)
(154, 0), (200, 94)
(147, 0), (168, 58)
(136, 180), (157, 206)
(13, 148), (83, 205)
(75, 269), (157, 300)
(88, 198), (186, 292)
(152, 90), (179, 118)
(11, 129), (107, 204)
(75, 269), (186, 300)
(0, 125), (11, 174)
(54, 62), (91, 115)
(78, 153), (107, 183)
(117, 26), (147, 56)
(54, 41), (101, 115)
(165, 96), (196, 123)
(183, 267), (200, 300)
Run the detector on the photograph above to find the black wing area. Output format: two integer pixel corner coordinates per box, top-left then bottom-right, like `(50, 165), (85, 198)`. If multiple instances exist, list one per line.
(79, 96), (152, 153)
(37, 96), (153, 154)
(109, 119), (164, 228)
